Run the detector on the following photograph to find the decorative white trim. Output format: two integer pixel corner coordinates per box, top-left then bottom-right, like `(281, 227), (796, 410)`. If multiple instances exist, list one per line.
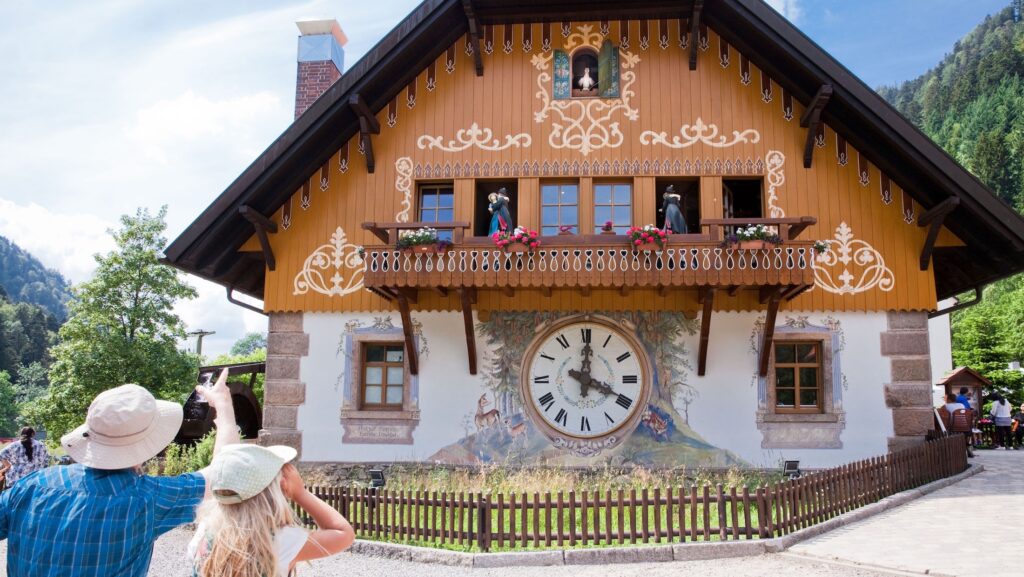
(639, 118), (760, 149)
(417, 123), (532, 153)
(766, 150), (786, 219)
(394, 157), (413, 223)
(813, 222), (895, 295)
(532, 25), (641, 156)
(292, 227), (365, 297)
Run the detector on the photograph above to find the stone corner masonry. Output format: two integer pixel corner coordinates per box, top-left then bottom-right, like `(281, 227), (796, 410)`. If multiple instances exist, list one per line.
(881, 311), (933, 451)
(259, 312), (309, 457)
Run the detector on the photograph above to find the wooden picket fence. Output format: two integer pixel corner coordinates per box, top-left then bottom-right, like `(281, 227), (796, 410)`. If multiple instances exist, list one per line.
(299, 435), (967, 552)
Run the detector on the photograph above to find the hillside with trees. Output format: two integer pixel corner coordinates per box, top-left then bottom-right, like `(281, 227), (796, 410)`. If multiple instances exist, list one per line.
(0, 236), (72, 320)
(881, 6), (1024, 405)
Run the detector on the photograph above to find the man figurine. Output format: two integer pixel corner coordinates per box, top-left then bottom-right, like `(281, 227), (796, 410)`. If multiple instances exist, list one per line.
(0, 370), (240, 576)
(488, 187), (514, 236)
(578, 67), (597, 92)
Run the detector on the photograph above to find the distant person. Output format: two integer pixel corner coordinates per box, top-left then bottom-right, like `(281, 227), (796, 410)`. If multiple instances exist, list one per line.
(189, 444), (354, 577)
(0, 369), (239, 577)
(943, 393), (965, 417)
(990, 394), (1013, 449)
(947, 394), (976, 458)
(1012, 404), (1024, 450)
(0, 427), (49, 488)
(957, 387), (973, 410)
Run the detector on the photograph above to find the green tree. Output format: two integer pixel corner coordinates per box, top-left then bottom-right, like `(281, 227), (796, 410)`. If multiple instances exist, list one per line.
(209, 347), (267, 404)
(0, 371), (21, 437)
(28, 207), (198, 439)
(230, 332), (267, 356)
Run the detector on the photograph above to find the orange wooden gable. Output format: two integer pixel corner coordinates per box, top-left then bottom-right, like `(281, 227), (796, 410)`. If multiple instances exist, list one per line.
(243, 21), (961, 315)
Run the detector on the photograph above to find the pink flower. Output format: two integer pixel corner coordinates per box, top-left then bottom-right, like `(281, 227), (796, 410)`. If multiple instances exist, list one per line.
(529, 231), (538, 238)
(530, 242), (538, 248)
(634, 239), (642, 246)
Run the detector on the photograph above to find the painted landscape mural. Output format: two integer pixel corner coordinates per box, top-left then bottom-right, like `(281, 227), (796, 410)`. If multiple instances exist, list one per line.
(429, 311), (745, 467)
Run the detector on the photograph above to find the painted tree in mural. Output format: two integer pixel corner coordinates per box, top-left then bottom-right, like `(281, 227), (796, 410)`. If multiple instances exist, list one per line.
(615, 311), (699, 407)
(476, 311), (559, 418)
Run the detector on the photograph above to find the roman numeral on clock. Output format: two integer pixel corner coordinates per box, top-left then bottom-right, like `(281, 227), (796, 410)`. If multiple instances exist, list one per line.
(534, 375), (550, 384)
(615, 394), (633, 410)
(555, 408), (568, 427)
(540, 352), (555, 361)
(616, 352), (631, 363)
(538, 392), (555, 411)
(580, 328), (592, 343)
(604, 411), (615, 425)
(602, 334), (612, 348)
(622, 375), (638, 384)
(556, 334), (570, 349)
(580, 416), (591, 432)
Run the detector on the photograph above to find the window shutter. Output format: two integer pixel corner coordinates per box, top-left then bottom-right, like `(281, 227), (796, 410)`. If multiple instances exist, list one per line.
(599, 40), (620, 98)
(553, 49), (571, 100)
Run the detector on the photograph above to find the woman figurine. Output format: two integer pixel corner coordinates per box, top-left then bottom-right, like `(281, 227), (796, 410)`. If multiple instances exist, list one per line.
(488, 187), (514, 235)
(661, 185), (687, 234)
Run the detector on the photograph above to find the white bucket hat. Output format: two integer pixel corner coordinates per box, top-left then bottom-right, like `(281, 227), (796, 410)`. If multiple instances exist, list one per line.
(61, 384), (183, 470)
(207, 444), (297, 504)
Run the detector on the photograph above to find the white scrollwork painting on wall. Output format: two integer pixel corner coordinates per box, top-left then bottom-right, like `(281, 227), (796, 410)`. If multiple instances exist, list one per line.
(639, 118), (760, 149)
(416, 123), (532, 152)
(765, 150), (786, 219)
(395, 157), (413, 223)
(532, 25), (641, 156)
(813, 222), (895, 294)
(293, 226), (365, 297)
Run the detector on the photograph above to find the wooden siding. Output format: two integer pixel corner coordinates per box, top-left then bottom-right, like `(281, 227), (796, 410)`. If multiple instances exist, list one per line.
(250, 21), (949, 314)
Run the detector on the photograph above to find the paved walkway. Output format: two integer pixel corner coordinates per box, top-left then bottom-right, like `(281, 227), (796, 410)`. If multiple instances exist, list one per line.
(789, 450), (1022, 577)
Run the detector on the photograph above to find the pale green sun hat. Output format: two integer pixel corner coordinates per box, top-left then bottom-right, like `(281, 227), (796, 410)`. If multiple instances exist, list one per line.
(207, 444), (297, 504)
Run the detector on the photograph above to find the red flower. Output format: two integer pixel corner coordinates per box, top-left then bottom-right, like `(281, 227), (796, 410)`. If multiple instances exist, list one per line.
(634, 239), (642, 246)
(530, 241), (538, 248)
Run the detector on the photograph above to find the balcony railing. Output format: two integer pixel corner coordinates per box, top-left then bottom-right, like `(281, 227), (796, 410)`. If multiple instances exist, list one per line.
(361, 219), (817, 293)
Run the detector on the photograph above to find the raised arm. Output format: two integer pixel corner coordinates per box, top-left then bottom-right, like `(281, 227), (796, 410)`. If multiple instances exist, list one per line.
(280, 464), (355, 565)
(196, 368), (240, 496)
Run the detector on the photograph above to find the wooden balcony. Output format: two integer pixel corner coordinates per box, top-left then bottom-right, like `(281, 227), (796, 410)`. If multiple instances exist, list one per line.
(361, 218), (817, 379)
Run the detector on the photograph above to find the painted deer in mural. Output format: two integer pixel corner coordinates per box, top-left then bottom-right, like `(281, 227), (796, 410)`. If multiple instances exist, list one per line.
(474, 394), (501, 432)
(504, 417), (527, 444)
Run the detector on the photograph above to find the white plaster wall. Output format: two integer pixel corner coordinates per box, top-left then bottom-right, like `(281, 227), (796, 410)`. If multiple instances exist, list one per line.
(298, 310), (895, 468)
(929, 300), (955, 405)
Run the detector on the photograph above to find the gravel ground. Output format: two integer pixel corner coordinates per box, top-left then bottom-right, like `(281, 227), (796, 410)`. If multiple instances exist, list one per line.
(134, 528), (902, 577)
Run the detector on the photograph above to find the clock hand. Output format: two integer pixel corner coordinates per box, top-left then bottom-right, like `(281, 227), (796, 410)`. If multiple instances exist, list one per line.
(590, 379), (616, 397)
(578, 343), (594, 397)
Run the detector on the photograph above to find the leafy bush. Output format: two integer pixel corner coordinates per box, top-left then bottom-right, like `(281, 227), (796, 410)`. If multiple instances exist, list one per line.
(148, 430), (215, 476)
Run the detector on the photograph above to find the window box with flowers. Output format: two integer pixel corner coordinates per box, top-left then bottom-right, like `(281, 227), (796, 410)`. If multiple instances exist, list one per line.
(397, 227), (452, 254)
(722, 224), (784, 250)
(493, 226), (542, 253)
(628, 225), (668, 251)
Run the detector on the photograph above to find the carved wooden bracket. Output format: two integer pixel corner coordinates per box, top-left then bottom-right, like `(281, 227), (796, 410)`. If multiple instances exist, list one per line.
(697, 287), (714, 376)
(758, 291), (783, 377)
(689, 0), (705, 71)
(917, 196), (960, 271)
(459, 288), (478, 375)
(800, 84), (833, 168)
(349, 94), (380, 173)
(396, 291), (419, 375)
(461, 0), (484, 76)
(238, 205), (277, 271)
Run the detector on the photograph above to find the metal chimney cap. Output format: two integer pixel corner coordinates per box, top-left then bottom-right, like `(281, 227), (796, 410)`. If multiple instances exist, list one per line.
(296, 18), (348, 47)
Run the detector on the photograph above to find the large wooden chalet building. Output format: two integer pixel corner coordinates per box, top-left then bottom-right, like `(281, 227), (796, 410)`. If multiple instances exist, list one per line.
(166, 0), (1024, 468)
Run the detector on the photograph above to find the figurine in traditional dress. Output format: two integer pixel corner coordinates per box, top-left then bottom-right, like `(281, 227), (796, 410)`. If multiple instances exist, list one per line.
(488, 188), (514, 235)
(578, 67), (597, 92)
(661, 185), (687, 234)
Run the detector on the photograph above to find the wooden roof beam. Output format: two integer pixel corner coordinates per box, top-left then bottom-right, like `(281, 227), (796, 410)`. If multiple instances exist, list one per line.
(800, 84), (833, 168)
(459, 289), (478, 375)
(689, 0), (705, 71)
(758, 292), (782, 377)
(396, 292), (419, 376)
(461, 0), (484, 76)
(917, 196), (960, 271)
(348, 94), (380, 174)
(238, 205), (277, 272)
(697, 287), (714, 376)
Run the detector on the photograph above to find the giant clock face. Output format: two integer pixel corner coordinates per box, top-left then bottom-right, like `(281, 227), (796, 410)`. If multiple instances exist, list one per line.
(520, 316), (651, 449)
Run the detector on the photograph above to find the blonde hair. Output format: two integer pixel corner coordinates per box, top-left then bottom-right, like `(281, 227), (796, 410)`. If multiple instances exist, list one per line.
(196, 471), (299, 577)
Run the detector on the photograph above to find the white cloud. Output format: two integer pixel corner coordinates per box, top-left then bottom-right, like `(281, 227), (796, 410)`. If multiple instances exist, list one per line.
(766, 0), (802, 22)
(0, 199), (115, 282)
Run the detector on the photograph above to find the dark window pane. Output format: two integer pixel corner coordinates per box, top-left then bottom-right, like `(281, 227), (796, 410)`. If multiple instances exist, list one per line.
(775, 367), (795, 387)
(542, 186), (559, 204)
(799, 389), (818, 407)
(775, 344), (795, 363)
(386, 346), (404, 362)
(799, 367), (818, 388)
(366, 345), (386, 362)
(613, 185), (631, 204)
(776, 388), (796, 407)
(797, 344), (818, 363)
(595, 185), (612, 204)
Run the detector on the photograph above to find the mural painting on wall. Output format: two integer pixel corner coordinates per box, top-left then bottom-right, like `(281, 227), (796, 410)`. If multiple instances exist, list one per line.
(428, 311), (745, 467)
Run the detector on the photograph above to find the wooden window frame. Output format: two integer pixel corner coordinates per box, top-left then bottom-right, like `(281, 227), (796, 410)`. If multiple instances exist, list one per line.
(593, 181), (633, 234)
(540, 180), (580, 236)
(417, 182), (455, 240)
(358, 342), (407, 411)
(771, 340), (823, 415)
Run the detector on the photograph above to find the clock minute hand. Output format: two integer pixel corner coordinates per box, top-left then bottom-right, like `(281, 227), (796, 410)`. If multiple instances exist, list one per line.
(590, 379), (616, 397)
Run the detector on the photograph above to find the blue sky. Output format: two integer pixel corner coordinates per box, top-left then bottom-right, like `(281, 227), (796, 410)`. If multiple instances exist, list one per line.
(0, 0), (1012, 356)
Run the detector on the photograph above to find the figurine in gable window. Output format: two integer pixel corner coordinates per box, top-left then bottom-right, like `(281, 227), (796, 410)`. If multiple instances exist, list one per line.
(488, 187), (514, 235)
(660, 185), (687, 234)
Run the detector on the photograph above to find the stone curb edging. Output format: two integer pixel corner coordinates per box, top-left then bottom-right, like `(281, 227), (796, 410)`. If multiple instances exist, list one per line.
(347, 464), (983, 568)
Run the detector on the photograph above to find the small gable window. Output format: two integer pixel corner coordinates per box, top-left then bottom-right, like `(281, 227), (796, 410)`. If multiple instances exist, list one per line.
(555, 40), (620, 100)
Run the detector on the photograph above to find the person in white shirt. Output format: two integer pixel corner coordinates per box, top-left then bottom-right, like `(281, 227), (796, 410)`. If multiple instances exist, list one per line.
(990, 394), (1013, 449)
(188, 444), (354, 577)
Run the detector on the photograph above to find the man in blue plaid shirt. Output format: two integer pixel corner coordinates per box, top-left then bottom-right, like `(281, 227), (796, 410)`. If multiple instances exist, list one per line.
(0, 369), (239, 576)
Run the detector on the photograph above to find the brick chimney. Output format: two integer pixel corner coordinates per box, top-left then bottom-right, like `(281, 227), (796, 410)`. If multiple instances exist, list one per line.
(294, 19), (347, 119)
